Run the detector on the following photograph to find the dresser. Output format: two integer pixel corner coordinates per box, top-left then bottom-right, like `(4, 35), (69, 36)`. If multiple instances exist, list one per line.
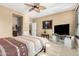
(41, 34), (49, 39)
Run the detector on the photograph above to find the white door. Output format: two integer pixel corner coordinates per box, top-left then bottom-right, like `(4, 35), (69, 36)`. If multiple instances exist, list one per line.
(31, 23), (36, 36)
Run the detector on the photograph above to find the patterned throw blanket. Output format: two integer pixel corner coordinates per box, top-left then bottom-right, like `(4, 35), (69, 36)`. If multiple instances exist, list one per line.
(0, 37), (28, 56)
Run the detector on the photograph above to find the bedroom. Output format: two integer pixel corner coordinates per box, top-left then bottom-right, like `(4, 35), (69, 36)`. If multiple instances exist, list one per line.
(0, 3), (79, 56)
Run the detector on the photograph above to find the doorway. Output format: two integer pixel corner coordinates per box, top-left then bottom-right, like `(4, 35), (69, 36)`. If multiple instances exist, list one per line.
(12, 14), (23, 36)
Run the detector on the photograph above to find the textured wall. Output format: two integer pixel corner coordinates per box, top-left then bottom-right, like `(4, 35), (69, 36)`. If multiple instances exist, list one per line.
(0, 5), (30, 37)
(34, 10), (76, 37)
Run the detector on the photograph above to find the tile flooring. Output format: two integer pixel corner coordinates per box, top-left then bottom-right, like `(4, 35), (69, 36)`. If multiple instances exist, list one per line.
(38, 40), (79, 56)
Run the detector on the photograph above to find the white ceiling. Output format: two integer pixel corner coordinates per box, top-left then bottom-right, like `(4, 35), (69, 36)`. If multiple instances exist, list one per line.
(0, 3), (77, 18)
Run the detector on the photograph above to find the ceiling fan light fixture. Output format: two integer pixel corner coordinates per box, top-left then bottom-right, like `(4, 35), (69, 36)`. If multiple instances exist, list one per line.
(24, 3), (46, 13)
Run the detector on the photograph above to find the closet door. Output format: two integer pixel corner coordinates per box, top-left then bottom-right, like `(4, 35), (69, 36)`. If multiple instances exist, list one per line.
(31, 23), (36, 36)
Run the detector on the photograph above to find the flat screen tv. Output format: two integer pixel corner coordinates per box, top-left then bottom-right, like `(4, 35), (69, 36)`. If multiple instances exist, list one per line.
(54, 24), (69, 35)
(43, 20), (52, 29)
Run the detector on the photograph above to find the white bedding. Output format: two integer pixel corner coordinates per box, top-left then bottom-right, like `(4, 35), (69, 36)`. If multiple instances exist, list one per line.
(18, 36), (43, 55)
(13, 37), (36, 56)
(25, 35), (49, 46)
(13, 35), (48, 56)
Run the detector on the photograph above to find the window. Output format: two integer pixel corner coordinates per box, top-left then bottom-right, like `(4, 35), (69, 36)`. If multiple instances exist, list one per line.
(76, 6), (79, 36)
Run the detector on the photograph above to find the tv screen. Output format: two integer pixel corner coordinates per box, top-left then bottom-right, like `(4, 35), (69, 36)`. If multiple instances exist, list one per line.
(43, 20), (52, 29)
(54, 24), (69, 35)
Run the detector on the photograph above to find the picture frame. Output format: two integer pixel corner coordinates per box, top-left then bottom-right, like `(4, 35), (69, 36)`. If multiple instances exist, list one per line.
(42, 20), (52, 29)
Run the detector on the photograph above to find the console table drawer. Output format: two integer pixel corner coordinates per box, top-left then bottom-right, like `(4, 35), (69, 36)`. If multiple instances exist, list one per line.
(41, 34), (49, 39)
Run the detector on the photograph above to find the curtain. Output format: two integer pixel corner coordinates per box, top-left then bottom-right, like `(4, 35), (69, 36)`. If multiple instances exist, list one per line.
(76, 6), (79, 36)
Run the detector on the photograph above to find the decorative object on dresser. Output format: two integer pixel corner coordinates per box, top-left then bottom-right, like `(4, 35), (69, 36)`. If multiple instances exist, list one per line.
(44, 30), (47, 33)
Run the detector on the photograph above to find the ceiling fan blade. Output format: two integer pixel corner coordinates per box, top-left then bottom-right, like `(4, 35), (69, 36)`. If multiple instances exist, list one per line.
(29, 7), (35, 11)
(39, 6), (46, 10)
(35, 8), (40, 13)
(34, 3), (40, 6)
(24, 3), (33, 7)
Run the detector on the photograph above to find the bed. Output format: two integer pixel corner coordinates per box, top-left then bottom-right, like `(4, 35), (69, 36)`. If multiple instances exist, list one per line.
(0, 35), (48, 56)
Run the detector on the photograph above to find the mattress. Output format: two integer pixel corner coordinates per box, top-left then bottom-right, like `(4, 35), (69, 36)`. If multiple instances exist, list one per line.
(18, 35), (48, 55)
(15, 36), (43, 56)
(24, 35), (49, 46)
(13, 37), (36, 56)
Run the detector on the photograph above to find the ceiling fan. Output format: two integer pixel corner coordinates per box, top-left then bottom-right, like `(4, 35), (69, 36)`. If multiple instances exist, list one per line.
(24, 3), (46, 13)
